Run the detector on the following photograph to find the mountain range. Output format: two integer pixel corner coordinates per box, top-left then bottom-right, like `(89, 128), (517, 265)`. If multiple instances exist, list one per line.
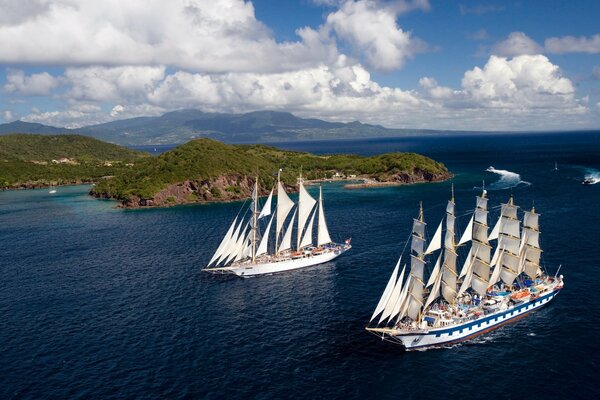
(0, 110), (444, 146)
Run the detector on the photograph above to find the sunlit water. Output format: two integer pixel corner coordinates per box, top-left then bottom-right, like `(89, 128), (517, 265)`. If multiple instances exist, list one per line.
(1, 132), (599, 399)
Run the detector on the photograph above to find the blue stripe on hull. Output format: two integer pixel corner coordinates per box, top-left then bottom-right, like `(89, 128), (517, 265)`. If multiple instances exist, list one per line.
(403, 289), (561, 350)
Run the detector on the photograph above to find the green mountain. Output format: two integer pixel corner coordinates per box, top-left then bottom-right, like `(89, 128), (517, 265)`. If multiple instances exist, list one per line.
(91, 138), (451, 208)
(0, 109), (443, 145)
(0, 134), (149, 189)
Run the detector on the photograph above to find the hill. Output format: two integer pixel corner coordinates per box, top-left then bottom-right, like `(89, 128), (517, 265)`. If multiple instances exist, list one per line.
(90, 138), (451, 208)
(0, 134), (149, 189)
(0, 109), (442, 145)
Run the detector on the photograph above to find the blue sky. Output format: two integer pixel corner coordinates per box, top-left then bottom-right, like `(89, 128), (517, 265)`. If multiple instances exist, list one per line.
(1, 0), (599, 131)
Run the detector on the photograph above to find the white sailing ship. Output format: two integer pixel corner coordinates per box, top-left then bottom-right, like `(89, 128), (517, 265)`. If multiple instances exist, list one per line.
(366, 188), (564, 350)
(204, 171), (351, 277)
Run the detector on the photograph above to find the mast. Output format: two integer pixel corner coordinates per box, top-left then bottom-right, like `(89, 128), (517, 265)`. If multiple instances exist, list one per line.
(406, 202), (426, 321)
(275, 169), (281, 254)
(251, 177), (258, 263)
(441, 185), (458, 303)
(469, 188), (492, 296)
(296, 169), (317, 251)
(521, 206), (542, 279)
(275, 169), (294, 256)
(498, 195), (521, 285)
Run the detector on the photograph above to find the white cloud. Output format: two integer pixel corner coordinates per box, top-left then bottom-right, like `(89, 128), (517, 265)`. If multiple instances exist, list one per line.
(325, 0), (428, 71)
(2, 109), (15, 121)
(491, 32), (542, 57)
(0, 0), (340, 74)
(545, 34), (600, 54)
(461, 55), (577, 109)
(3, 69), (59, 95)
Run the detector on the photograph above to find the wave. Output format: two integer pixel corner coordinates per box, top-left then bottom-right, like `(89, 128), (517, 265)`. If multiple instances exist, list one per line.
(483, 166), (531, 191)
(583, 168), (600, 185)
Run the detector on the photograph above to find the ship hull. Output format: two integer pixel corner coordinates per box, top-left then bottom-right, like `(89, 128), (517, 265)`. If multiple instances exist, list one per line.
(380, 288), (560, 351)
(205, 245), (350, 277)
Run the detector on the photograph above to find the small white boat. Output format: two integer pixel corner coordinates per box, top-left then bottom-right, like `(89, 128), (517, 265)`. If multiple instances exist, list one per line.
(49, 184), (57, 194)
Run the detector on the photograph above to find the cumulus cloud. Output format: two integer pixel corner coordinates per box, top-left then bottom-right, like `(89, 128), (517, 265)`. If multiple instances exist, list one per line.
(325, 0), (428, 71)
(3, 69), (59, 95)
(545, 34), (600, 54)
(491, 32), (542, 57)
(0, 0), (339, 73)
(2, 109), (15, 121)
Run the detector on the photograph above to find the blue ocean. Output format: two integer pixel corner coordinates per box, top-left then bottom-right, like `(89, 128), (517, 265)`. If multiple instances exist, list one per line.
(1, 132), (599, 399)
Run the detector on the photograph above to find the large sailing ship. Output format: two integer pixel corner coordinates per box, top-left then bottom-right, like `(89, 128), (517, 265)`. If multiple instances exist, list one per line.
(366, 188), (564, 350)
(204, 172), (351, 277)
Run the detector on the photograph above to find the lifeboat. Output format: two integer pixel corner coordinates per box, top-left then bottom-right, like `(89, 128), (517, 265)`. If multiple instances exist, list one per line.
(511, 290), (530, 303)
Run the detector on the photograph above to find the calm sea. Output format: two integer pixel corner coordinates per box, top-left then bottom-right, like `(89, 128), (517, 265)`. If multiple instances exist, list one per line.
(1, 132), (599, 399)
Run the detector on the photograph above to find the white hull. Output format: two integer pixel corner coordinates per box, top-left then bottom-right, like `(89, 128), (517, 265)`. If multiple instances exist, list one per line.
(205, 245), (350, 277)
(368, 287), (561, 350)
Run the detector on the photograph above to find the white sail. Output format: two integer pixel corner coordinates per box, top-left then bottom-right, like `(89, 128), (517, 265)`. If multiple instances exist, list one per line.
(278, 210), (296, 253)
(389, 266), (410, 321)
(217, 219), (244, 265)
(426, 253), (442, 287)
(397, 276), (413, 321)
(458, 248), (472, 278)
(299, 209), (316, 249)
(425, 220), (443, 255)
(370, 258), (401, 322)
(489, 248), (504, 286)
(229, 224), (250, 263)
(317, 186), (332, 246)
(524, 211), (539, 230)
(379, 264), (406, 324)
(488, 217), (501, 241)
(276, 180), (295, 240)
(256, 215), (274, 256)
(207, 216), (238, 266)
(500, 218), (520, 238)
(297, 182), (317, 249)
(406, 215), (426, 321)
(424, 267), (443, 310)
(258, 189), (273, 219)
(458, 216), (473, 245)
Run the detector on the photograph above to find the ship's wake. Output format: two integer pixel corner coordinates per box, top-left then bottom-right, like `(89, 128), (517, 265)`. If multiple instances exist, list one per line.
(484, 166), (531, 190)
(583, 168), (600, 184)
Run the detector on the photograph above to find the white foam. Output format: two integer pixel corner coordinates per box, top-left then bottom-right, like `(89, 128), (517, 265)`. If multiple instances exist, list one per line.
(485, 166), (531, 190)
(584, 168), (600, 185)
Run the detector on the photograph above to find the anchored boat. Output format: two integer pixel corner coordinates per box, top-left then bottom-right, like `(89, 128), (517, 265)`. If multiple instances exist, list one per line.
(204, 171), (351, 277)
(366, 189), (563, 350)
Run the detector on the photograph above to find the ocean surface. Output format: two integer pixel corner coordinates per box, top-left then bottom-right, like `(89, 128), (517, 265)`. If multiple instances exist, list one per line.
(1, 132), (600, 399)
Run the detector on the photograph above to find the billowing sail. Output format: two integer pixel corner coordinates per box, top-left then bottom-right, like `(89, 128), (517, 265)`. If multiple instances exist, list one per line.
(256, 215), (274, 256)
(426, 253), (442, 287)
(317, 187), (332, 246)
(424, 266), (443, 310)
(458, 216), (473, 245)
(258, 189), (273, 219)
(207, 216), (238, 266)
(458, 248), (472, 278)
(370, 258), (401, 322)
(425, 220), (443, 255)
(276, 180), (294, 241)
(299, 209), (316, 249)
(468, 194), (491, 296)
(521, 209), (542, 279)
(297, 182), (317, 249)
(278, 210), (296, 253)
(488, 217), (501, 241)
(228, 223), (249, 264)
(441, 199), (457, 303)
(406, 214), (426, 321)
(380, 264), (406, 323)
(217, 219), (244, 265)
(499, 198), (521, 285)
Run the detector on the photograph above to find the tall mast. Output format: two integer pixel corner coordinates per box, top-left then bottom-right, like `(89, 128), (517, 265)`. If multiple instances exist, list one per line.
(251, 177), (258, 263)
(275, 169), (281, 255)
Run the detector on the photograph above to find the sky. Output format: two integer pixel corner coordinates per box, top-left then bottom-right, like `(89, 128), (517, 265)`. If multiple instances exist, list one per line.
(1, 0), (600, 131)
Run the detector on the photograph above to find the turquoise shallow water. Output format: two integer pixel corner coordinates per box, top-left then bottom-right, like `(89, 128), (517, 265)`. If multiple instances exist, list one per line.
(1, 132), (600, 399)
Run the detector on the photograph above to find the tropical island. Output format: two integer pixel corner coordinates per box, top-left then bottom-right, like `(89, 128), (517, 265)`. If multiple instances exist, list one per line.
(0, 134), (149, 189)
(90, 138), (451, 208)
(0, 134), (451, 207)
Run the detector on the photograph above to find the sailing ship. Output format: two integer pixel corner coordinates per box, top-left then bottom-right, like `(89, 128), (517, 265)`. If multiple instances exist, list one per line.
(204, 171), (351, 277)
(365, 188), (564, 350)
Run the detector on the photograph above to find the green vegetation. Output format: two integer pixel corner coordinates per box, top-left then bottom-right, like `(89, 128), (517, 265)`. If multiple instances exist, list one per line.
(0, 134), (149, 188)
(91, 138), (449, 202)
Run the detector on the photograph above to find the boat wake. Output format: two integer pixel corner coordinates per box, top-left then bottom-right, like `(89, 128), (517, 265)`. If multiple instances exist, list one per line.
(484, 166), (531, 190)
(583, 168), (600, 185)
